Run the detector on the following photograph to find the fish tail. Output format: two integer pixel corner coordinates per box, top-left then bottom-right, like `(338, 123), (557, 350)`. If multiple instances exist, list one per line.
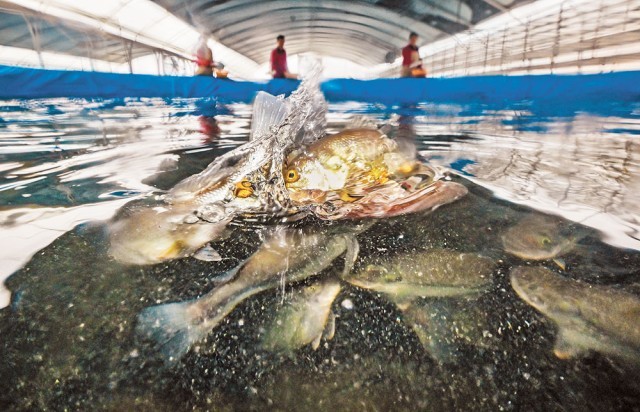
(250, 91), (288, 140)
(136, 301), (207, 363)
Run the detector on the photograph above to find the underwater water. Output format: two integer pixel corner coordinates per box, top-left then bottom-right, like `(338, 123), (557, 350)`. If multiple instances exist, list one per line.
(0, 96), (639, 411)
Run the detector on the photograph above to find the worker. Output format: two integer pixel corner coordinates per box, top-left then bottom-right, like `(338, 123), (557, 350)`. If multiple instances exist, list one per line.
(401, 32), (426, 78)
(194, 36), (214, 76)
(194, 36), (229, 78)
(270, 35), (297, 79)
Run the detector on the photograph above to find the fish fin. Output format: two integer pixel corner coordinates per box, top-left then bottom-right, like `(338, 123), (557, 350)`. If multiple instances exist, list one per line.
(342, 236), (360, 277)
(405, 302), (460, 363)
(310, 330), (323, 350)
(136, 301), (206, 364)
(250, 91), (288, 140)
(553, 258), (566, 271)
(193, 244), (222, 262)
(553, 329), (584, 359)
(323, 311), (337, 341)
(395, 299), (415, 311)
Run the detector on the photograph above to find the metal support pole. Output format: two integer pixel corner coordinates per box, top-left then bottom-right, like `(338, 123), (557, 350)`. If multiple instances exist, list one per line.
(23, 15), (44, 68)
(499, 28), (507, 73)
(86, 38), (95, 71)
(522, 19), (530, 74)
(123, 40), (134, 74)
(483, 34), (489, 74)
(550, 2), (565, 73)
(591, 0), (605, 73)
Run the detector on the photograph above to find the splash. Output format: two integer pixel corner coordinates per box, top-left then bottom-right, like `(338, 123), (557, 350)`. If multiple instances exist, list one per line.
(165, 59), (327, 217)
(107, 62), (327, 265)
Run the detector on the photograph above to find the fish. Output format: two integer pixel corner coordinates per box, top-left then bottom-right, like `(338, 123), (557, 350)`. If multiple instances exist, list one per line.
(108, 205), (231, 265)
(510, 266), (640, 363)
(136, 225), (360, 362)
(502, 214), (584, 261)
(400, 298), (508, 363)
(283, 125), (468, 219)
(283, 128), (419, 204)
(343, 249), (495, 306)
(262, 279), (341, 353)
(167, 91), (290, 210)
(108, 90), (311, 265)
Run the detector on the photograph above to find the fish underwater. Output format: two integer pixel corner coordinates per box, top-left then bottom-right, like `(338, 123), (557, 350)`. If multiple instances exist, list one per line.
(343, 249), (496, 306)
(502, 214), (584, 261)
(125, 68), (472, 363)
(262, 278), (341, 353)
(341, 248), (496, 362)
(510, 266), (640, 363)
(108, 204), (231, 265)
(136, 224), (361, 362)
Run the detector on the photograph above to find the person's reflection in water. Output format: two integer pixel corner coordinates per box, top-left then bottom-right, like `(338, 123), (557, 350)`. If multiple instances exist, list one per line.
(199, 116), (221, 143)
(195, 98), (222, 143)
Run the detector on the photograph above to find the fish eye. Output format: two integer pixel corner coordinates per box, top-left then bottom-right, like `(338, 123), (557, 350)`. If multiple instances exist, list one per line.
(285, 169), (299, 183)
(540, 236), (552, 246)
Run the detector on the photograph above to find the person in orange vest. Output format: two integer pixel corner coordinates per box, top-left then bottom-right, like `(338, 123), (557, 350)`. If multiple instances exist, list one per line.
(401, 32), (426, 78)
(270, 35), (297, 79)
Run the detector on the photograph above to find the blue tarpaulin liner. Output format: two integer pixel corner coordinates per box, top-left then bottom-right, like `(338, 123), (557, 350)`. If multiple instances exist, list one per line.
(1, 64), (639, 105)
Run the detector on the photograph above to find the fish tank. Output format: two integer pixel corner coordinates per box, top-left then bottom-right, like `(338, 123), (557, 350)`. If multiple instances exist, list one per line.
(1, 66), (639, 412)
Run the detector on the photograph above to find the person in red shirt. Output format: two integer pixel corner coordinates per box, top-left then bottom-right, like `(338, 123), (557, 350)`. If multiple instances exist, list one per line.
(401, 32), (426, 78)
(270, 35), (297, 79)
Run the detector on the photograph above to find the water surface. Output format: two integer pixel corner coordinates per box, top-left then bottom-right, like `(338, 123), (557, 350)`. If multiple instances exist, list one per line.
(1, 97), (639, 410)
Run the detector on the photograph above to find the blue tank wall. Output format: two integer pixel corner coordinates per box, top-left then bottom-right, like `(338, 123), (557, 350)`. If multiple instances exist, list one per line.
(1, 64), (639, 105)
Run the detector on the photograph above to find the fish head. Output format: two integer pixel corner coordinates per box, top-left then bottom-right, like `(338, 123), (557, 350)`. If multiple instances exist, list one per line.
(283, 151), (348, 201)
(509, 267), (579, 318)
(502, 215), (576, 260)
(109, 206), (229, 265)
(304, 279), (342, 307)
(347, 263), (399, 287)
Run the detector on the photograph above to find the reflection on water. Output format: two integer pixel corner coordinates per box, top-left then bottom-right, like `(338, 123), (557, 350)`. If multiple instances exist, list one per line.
(411, 103), (640, 250)
(0, 97), (639, 410)
(0, 98), (247, 307)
